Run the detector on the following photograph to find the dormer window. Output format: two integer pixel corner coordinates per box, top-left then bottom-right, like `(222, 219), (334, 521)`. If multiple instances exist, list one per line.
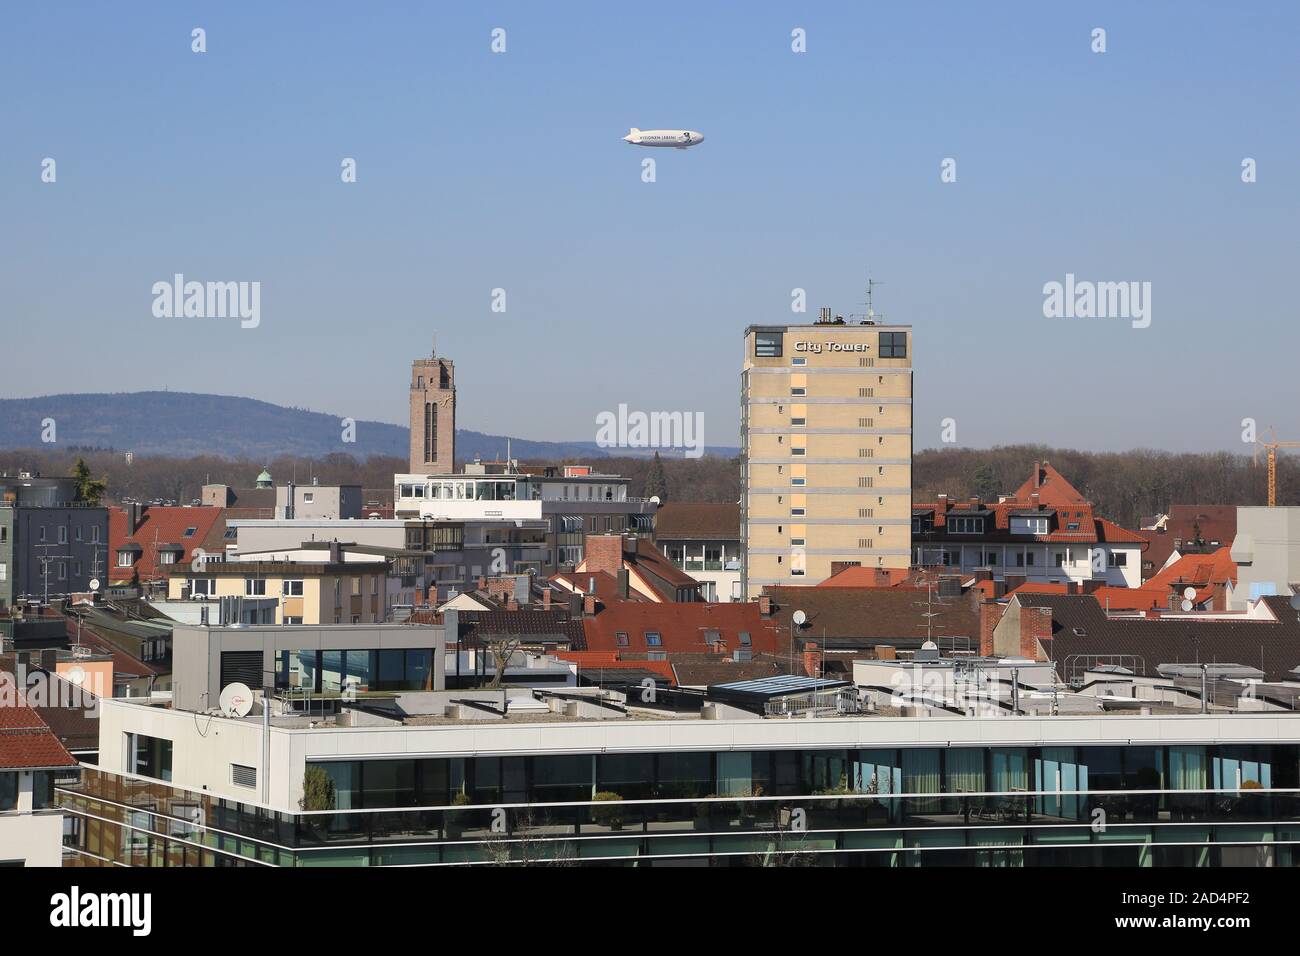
(1011, 516), (1050, 535)
(948, 516), (984, 534)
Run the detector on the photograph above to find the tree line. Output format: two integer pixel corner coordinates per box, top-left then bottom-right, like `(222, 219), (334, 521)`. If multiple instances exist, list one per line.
(1, 444), (1291, 531)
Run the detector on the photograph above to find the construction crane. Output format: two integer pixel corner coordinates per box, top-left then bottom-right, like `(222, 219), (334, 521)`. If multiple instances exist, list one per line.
(1252, 427), (1300, 506)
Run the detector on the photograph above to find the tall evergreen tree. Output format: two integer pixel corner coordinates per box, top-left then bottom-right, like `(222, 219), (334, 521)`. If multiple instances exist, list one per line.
(70, 457), (107, 505)
(644, 451), (669, 501)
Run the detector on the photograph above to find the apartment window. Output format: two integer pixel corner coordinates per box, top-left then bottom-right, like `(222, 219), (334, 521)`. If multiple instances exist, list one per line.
(245, 578), (267, 596)
(859, 448), (873, 457)
(39, 526), (46, 543)
(858, 387), (874, 398)
(644, 632), (662, 647)
(615, 632), (629, 647)
(191, 578), (216, 595)
(75, 526), (83, 542)
(948, 517), (985, 534)
(283, 580), (304, 596)
(0, 563), (6, 582)
(58, 562), (67, 581)
(647, 651), (667, 661)
(791, 538), (805, 547)
(127, 733), (172, 782)
(859, 508), (874, 518)
(704, 630), (720, 646)
(791, 357), (806, 366)
(158, 551), (176, 565)
(791, 507), (805, 517)
(754, 332), (783, 357)
(91, 526), (100, 543)
(791, 478), (806, 486)
(1054, 553), (1066, 567)
(791, 567), (806, 577)
(791, 417), (806, 427)
(791, 447), (806, 456)
(1111, 552), (1128, 567)
(859, 418), (874, 428)
(879, 331), (907, 358)
(116, 551), (135, 568)
(858, 477), (874, 488)
(303, 492), (315, 504)
(790, 387), (806, 397)
(58, 526), (67, 545)
(183, 526), (197, 537)
(1066, 522), (1080, 531)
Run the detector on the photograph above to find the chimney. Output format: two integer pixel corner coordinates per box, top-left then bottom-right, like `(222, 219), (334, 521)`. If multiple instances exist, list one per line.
(758, 595), (772, 617)
(1018, 606), (1051, 660)
(583, 594), (597, 616)
(506, 596), (519, 611)
(542, 587), (552, 609)
(616, 568), (630, 600)
(1030, 493), (1041, 510)
(980, 601), (1006, 656)
(1033, 461), (1042, 489)
(583, 535), (624, 576)
(478, 576), (487, 591)
(125, 502), (144, 536)
(802, 641), (822, 678)
(875, 645), (896, 661)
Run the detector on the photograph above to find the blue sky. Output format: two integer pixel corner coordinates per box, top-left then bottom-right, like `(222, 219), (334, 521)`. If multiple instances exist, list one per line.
(2, 1), (1297, 453)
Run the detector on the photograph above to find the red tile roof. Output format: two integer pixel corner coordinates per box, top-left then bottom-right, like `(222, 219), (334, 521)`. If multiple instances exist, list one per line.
(1091, 545), (1237, 611)
(0, 695), (78, 770)
(915, 463), (1145, 547)
(582, 601), (785, 657)
(553, 652), (677, 682)
(108, 505), (225, 584)
(1010, 461), (1089, 506)
(1139, 506), (1238, 580)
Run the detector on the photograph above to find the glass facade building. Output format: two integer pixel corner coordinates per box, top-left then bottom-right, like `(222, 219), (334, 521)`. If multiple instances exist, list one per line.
(57, 741), (1300, 867)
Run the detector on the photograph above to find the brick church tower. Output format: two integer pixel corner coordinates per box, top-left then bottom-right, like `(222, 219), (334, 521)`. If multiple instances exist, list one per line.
(409, 343), (455, 473)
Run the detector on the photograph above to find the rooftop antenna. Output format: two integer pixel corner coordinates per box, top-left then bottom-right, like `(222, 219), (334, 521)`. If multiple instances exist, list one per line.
(864, 275), (884, 322)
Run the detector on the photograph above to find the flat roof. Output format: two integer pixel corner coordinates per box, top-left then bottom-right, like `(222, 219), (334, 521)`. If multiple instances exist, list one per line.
(746, 322), (911, 334)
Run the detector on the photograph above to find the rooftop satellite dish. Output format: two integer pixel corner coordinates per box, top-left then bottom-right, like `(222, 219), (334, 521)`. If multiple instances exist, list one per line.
(65, 666), (86, 686)
(1180, 599), (1194, 612)
(88, 578), (101, 592)
(219, 682), (254, 718)
(921, 640), (938, 650)
(1183, 586), (1196, 600)
(1291, 594), (1300, 610)
(649, 496), (661, 506)
(792, 610), (807, 627)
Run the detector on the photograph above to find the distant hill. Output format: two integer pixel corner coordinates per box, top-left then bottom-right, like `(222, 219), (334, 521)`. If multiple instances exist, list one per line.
(0, 392), (737, 461)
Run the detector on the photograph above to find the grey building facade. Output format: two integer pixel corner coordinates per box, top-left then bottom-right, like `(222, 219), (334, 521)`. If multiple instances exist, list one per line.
(171, 622), (447, 713)
(0, 475), (109, 607)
